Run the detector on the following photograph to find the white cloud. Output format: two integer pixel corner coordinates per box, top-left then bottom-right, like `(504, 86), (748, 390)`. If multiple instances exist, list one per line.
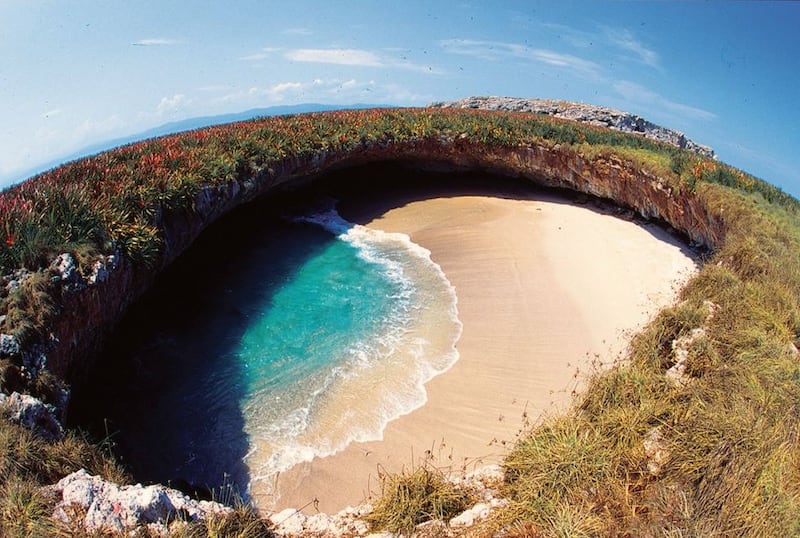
(538, 22), (595, 49)
(285, 48), (440, 74)
(613, 81), (716, 121)
(133, 38), (179, 46)
(269, 81), (305, 96)
(531, 49), (599, 74)
(157, 93), (192, 116)
(215, 77), (428, 107)
(239, 52), (271, 62)
(238, 47), (281, 61)
(217, 80), (319, 104)
(440, 39), (602, 79)
(286, 48), (382, 66)
(283, 27), (313, 36)
(604, 27), (659, 67)
(74, 115), (127, 139)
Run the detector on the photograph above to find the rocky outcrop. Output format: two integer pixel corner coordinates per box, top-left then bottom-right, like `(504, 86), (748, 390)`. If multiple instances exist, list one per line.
(46, 469), (232, 535)
(43, 465), (507, 537)
(0, 391), (64, 440)
(666, 300), (718, 386)
(431, 96), (715, 158)
(0, 333), (19, 357)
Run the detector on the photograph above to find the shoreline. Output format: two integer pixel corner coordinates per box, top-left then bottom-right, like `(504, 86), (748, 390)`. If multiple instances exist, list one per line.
(251, 185), (699, 513)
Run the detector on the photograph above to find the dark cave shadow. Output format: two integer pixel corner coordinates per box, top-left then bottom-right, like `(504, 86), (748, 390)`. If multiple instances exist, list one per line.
(69, 193), (342, 500)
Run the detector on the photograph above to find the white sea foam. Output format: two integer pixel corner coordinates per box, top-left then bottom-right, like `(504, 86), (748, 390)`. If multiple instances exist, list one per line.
(243, 202), (462, 499)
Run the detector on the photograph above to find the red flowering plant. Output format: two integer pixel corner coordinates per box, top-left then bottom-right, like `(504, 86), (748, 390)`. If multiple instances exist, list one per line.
(2, 106), (786, 281)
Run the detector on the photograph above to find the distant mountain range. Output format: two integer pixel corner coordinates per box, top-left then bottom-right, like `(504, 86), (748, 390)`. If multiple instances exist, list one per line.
(7, 103), (389, 187)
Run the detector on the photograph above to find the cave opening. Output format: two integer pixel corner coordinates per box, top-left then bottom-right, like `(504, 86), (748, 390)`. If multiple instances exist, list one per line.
(67, 161), (693, 501)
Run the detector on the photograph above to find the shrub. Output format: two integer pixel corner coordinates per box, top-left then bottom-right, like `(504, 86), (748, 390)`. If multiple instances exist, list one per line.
(366, 464), (472, 535)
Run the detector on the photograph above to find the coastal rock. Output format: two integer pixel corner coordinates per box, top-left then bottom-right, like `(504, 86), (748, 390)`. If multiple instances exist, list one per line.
(21, 344), (49, 379)
(305, 513), (337, 534)
(3, 267), (32, 292)
(643, 427), (669, 476)
(667, 327), (706, 385)
(667, 301), (718, 385)
(415, 519), (447, 536)
(270, 508), (307, 535)
(0, 333), (20, 357)
(431, 96), (715, 158)
(88, 253), (118, 285)
(51, 253), (84, 292)
(49, 469), (232, 534)
(2, 391), (64, 440)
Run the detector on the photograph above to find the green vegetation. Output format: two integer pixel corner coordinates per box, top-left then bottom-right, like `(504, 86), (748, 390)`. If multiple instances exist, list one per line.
(1, 107), (799, 535)
(366, 464), (473, 535)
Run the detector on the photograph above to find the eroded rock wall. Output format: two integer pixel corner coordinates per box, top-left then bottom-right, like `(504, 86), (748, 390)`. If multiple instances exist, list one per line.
(37, 136), (722, 388)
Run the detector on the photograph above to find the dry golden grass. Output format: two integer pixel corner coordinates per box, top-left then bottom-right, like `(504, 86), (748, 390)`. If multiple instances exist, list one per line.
(366, 463), (473, 535)
(489, 182), (800, 536)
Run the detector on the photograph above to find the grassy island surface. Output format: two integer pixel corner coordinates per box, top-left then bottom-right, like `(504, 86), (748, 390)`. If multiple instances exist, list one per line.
(1, 107), (799, 536)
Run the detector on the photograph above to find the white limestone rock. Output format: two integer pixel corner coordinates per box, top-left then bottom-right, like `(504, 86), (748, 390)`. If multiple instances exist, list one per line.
(0, 333), (19, 357)
(270, 508), (307, 535)
(643, 427), (670, 476)
(432, 97), (715, 158)
(305, 513), (336, 534)
(3, 391), (64, 440)
(51, 253), (84, 292)
(88, 254), (118, 285)
(49, 469), (231, 534)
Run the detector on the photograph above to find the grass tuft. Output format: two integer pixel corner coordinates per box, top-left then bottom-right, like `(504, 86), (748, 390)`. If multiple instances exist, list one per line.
(177, 506), (275, 538)
(366, 463), (472, 535)
(0, 477), (55, 538)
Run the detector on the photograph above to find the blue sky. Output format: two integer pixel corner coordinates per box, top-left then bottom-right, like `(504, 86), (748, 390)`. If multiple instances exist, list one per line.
(2, 1), (798, 196)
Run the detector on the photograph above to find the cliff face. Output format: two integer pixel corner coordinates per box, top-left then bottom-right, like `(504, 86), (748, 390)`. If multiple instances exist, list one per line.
(32, 136), (722, 386)
(432, 96), (716, 158)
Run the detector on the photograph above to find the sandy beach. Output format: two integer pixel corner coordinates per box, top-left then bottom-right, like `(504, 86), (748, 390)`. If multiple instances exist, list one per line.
(255, 184), (698, 513)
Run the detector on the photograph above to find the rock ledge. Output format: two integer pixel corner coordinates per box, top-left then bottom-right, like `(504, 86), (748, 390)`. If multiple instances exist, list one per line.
(431, 96), (715, 158)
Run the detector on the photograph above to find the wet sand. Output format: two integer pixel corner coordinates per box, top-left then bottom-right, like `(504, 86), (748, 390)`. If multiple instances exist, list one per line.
(255, 186), (698, 513)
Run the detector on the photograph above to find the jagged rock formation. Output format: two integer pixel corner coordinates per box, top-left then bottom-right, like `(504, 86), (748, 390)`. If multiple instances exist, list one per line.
(43, 465), (507, 536)
(46, 470), (232, 535)
(431, 96), (715, 158)
(0, 391), (64, 440)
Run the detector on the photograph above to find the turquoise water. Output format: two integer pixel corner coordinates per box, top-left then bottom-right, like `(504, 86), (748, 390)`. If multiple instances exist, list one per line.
(76, 201), (461, 499)
(243, 207), (462, 492)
